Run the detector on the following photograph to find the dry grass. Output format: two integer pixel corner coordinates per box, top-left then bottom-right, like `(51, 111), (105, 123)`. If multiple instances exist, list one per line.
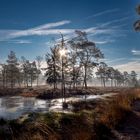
(0, 88), (140, 140)
(100, 88), (140, 128)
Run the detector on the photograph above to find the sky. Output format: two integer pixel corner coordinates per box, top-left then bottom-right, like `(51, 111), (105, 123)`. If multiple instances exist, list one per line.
(0, 0), (140, 76)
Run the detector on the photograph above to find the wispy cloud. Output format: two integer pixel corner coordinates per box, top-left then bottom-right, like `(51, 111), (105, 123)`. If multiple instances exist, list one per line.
(11, 29), (75, 38)
(0, 15), (128, 42)
(98, 17), (131, 28)
(131, 49), (140, 55)
(0, 20), (71, 41)
(114, 61), (140, 77)
(83, 17), (131, 39)
(0, 18), (126, 47)
(30, 20), (71, 30)
(105, 58), (127, 64)
(11, 20), (72, 38)
(85, 8), (119, 20)
(0, 27), (117, 43)
(8, 39), (32, 44)
(95, 40), (114, 45)
(86, 28), (116, 37)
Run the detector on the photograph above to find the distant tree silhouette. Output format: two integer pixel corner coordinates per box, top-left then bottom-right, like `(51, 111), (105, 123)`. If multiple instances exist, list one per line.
(6, 51), (19, 88)
(96, 62), (108, 87)
(21, 57), (37, 87)
(113, 69), (124, 87)
(130, 71), (138, 87)
(123, 71), (130, 86)
(36, 56), (43, 86)
(106, 67), (115, 87)
(1, 64), (8, 88)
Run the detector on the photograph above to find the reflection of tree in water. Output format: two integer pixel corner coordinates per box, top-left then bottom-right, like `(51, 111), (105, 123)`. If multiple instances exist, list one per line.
(1, 97), (23, 109)
(23, 98), (35, 108)
(47, 99), (52, 108)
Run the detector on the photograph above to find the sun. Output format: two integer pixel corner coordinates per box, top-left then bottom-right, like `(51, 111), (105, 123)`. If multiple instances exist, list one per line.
(59, 48), (66, 57)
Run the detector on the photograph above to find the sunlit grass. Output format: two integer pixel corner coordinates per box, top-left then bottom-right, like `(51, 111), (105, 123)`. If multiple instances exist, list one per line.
(100, 88), (140, 128)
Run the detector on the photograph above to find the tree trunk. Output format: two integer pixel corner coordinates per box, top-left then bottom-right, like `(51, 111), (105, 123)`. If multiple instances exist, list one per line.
(84, 65), (87, 89)
(37, 74), (39, 86)
(103, 78), (106, 87)
(101, 78), (102, 87)
(111, 79), (113, 87)
(31, 75), (33, 87)
(53, 60), (56, 90)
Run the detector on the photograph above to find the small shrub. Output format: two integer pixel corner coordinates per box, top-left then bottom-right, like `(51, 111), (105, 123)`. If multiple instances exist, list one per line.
(0, 118), (7, 125)
(62, 102), (68, 109)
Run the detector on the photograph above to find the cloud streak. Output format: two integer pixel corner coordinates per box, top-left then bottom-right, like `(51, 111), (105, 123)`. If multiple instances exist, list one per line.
(0, 27), (117, 43)
(30, 20), (71, 30)
(114, 61), (140, 78)
(0, 20), (71, 41)
(98, 17), (131, 28)
(106, 58), (127, 64)
(9, 39), (32, 44)
(131, 50), (140, 55)
(0, 18), (126, 47)
(85, 8), (119, 20)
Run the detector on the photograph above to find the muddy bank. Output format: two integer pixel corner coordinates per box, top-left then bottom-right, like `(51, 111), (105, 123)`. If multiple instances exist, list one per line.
(0, 86), (132, 99)
(36, 87), (130, 100)
(0, 88), (24, 97)
(36, 89), (91, 99)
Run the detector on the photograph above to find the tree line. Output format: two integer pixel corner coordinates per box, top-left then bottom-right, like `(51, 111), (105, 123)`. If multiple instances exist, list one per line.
(0, 31), (138, 89)
(0, 52), (42, 88)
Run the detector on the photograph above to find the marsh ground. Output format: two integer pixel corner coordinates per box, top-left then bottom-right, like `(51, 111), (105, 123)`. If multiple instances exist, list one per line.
(0, 87), (139, 140)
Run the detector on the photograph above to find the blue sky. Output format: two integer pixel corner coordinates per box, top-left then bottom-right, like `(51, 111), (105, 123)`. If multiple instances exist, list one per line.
(0, 0), (140, 75)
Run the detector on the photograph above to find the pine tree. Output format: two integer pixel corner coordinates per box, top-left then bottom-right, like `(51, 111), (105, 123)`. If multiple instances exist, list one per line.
(6, 51), (19, 88)
(45, 45), (61, 90)
(69, 30), (103, 89)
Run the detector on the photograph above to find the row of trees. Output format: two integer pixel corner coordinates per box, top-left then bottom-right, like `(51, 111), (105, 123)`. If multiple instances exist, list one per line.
(45, 30), (138, 90)
(0, 52), (42, 88)
(45, 31), (103, 92)
(96, 62), (138, 87)
(0, 31), (138, 89)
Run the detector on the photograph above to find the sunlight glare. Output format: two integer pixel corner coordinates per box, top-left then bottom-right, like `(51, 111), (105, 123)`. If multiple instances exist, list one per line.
(59, 48), (66, 57)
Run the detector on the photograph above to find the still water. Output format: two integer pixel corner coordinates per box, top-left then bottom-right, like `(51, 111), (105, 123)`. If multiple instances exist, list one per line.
(0, 93), (117, 120)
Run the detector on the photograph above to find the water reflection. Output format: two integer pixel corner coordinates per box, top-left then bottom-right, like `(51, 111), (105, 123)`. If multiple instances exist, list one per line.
(0, 93), (117, 120)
